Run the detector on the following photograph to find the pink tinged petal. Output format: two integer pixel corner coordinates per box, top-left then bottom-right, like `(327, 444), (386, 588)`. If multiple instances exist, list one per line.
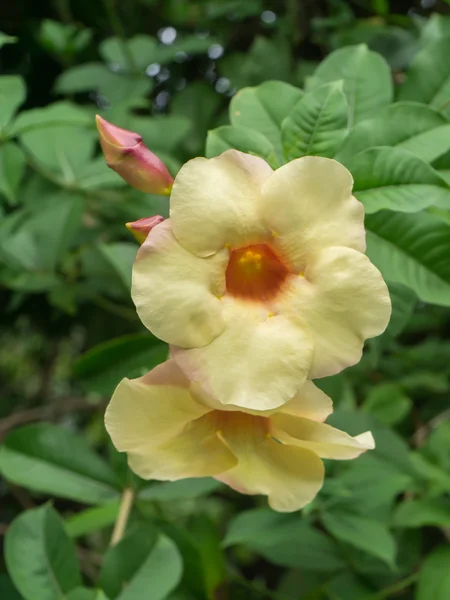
(272, 414), (375, 459)
(105, 360), (210, 453)
(126, 215), (165, 244)
(105, 360), (237, 481)
(280, 381), (333, 422)
(132, 219), (228, 348)
(96, 115), (173, 195)
(260, 156), (365, 270)
(170, 150), (273, 257)
(172, 299), (314, 411)
(277, 246), (391, 378)
(216, 427), (325, 512)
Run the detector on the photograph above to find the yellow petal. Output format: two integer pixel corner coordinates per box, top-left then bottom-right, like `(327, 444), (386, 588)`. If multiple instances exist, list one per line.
(172, 299), (314, 410)
(127, 413), (237, 480)
(105, 361), (209, 453)
(281, 381), (333, 422)
(105, 360), (236, 480)
(260, 156), (365, 270)
(217, 426), (324, 512)
(272, 414), (375, 459)
(132, 219), (228, 347)
(170, 150), (273, 257)
(277, 246), (391, 378)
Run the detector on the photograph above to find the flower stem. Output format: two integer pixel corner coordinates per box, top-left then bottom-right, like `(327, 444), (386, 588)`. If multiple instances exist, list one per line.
(110, 487), (134, 546)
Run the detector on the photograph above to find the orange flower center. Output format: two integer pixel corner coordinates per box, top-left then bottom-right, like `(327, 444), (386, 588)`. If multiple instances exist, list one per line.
(225, 244), (289, 301)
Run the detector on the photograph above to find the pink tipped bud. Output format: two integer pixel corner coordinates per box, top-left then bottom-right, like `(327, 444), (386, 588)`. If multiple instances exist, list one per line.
(95, 115), (174, 196)
(126, 215), (165, 244)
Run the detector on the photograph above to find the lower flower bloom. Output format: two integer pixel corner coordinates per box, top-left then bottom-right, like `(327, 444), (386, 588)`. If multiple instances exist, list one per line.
(105, 360), (374, 512)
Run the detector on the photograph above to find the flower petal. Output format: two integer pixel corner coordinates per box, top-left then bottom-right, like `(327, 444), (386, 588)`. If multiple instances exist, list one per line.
(132, 219), (228, 347)
(281, 381), (333, 422)
(217, 430), (324, 512)
(105, 360), (210, 452)
(277, 246), (391, 378)
(172, 299), (314, 410)
(260, 157), (365, 270)
(127, 413), (237, 480)
(105, 360), (237, 480)
(272, 414), (375, 459)
(170, 150), (273, 257)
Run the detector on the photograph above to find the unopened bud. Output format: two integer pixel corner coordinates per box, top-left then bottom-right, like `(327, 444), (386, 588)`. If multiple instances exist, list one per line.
(95, 115), (174, 195)
(126, 215), (165, 244)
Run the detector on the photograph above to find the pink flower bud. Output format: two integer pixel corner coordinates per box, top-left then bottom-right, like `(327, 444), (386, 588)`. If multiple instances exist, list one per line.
(126, 215), (165, 243)
(95, 115), (174, 196)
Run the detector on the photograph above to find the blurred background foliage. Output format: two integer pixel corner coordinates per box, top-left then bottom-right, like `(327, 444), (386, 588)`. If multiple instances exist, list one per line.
(1, 1), (450, 599)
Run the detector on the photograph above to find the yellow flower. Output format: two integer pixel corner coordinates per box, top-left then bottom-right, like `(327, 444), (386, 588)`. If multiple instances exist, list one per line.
(132, 151), (391, 410)
(105, 360), (375, 513)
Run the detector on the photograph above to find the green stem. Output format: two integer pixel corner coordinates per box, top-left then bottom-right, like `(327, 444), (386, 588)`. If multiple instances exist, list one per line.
(102, 0), (138, 74)
(364, 572), (419, 600)
(110, 487), (134, 546)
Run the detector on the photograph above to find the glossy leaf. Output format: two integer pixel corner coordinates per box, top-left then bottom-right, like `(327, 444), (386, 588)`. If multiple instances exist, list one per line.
(322, 510), (396, 567)
(5, 505), (81, 600)
(336, 102), (450, 163)
(73, 333), (168, 396)
(100, 525), (183, 600)
(0, 76), (26, 130)
(365, 210), (450, 306)
(308, 44), (393, 126)
(229, 80), (303, 160)
(206, 125), (279, 167)
(0, 423), (120, 504)
(282, 81), (348, 160)
(347, 147), (450, 213)
(416, 546), (450, 600)
(398, 37), (450, 118)
(0, 142), (26, 205)
(224, 509), (345, 572)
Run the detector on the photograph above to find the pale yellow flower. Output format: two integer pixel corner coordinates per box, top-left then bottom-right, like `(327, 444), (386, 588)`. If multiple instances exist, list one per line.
(105, 360), (374, 513)
(132, 151), (391, 410)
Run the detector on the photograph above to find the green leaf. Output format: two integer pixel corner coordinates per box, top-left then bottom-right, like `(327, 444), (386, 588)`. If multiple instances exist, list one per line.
(308, 44), (393, 126)
(336, 102), (450, 163)
(365, 210), (450, 306)
(0, 142), (26, 205)
(206, 126), (279, 167)
(130, 115), (192, 154)
(383, 282), (417, 339)
(282, 81), (348, 160)
(346, 147), (450, 213)
(0, 574), (24, 600)
(326, 410), (414, 475)
(100, 525), (183, 600)
(139, 478), (221, 501)
(327, 572), (374, 600)
(398, 37), (450, 118)
(20, 124), (96, 182)
(10, 101), (91, 136)
(0, 76), (26, 130)
(73, 333), (168, 396)
(394, 498), (450, 528)
(68, 590), (110, 600)
(363, 383), (412, 425)
(416, 546), (450, 600)
(55, 63), (152, 106)
(97, 242), (137, 291)
(322, 510), (396, 567)
(230, 81), (303, 160)
(0, 32), (18, 49)
(5, 505), (81, 600)
(100, 35), (158, 71)
(223, 509), (345, 572)
(65, 501), (120, 538)
(0, 423), (120, 504)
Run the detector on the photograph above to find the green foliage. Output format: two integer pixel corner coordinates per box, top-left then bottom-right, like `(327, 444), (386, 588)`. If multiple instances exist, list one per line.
(2, 3), (450, 600)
